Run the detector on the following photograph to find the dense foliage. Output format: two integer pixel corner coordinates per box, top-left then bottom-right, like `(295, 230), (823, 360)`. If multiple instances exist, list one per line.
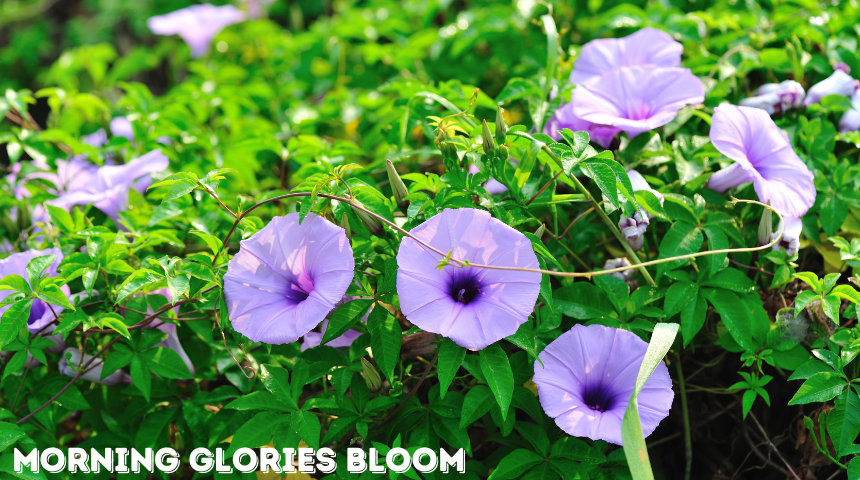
(5, 0), (860, 479)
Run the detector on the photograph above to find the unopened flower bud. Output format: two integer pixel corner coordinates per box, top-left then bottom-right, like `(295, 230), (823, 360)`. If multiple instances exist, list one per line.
(385, 159), (409, 209)
(350, 200), (384, 237)
(757, 206), (773, 247)
(438, 130), (460, 171)
(340, 212), (351, 238)
(495, 107), (507, 146)
(361, 358), (382, 392)
(603, 257), (634, 281)
(534, 224), (545, 239)
(498, 144), (509, 161)
(805, 66), (859, 106)
(618, 213), (649, 251)
(482, 120), (496, 156)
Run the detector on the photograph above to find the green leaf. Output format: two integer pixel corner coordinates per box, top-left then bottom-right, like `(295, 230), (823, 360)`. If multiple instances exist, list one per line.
(96, 312), (130, 338)
(480, 343), (514, 422)
(191, 230), (223, 256)
(226, 412), (285, 457)
(367, 306), (402, 383)
(260, 364), (296, 410)
(290, 410), (321, 450)
(832, 285), (860, 304)
(621, 323), (679, 480)
(795, 291), (819, 317)
(26, 255), (55, 289)
(680, 291), (707, 348)
(822, 294), (841, 324)
(147, 347), (193, 379)
(0, 275), (30, 293)
(34, 284), (73, 310)
(788, 372), (848, 405)
(656, 222), (703, 278)
(583, 158), (620, 209)
(322, 299), (373, 346)
(514, 140), (541, 191)
(134, 409), (175, 450)
(438, 338), (466, 400)
(664, 282), (698, 318)
(460, 385), (494, 428)
(699, 268), (756, 293)
(488, 449), (545, 480)
(45, 205), (74, 233)
(827, 389), (860, 455)
(115, 269), (165, 304)
(702, 288), (754, 352)
(0, 299), (34, 347)
(224, 391), (290, 412)
(130, 355), (152, 402)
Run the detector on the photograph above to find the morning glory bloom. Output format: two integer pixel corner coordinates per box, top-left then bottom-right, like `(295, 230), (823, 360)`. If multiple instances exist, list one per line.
(0, 248), (69, 333)
(224, 213), (355, 345)
(569, 28), (683, 87)
(773, 217), (803, 257)
(60, 348), (132, 386)
(572, 66), (704, 143)
(739, 80), (805, 114)
(147, 4), (246, 58)
(110, 117), (135, 143)
(804, 64), (859, 107)
(840, 90), (860, 133)
(707, 103), (815, 218)
(47, 150), (169, 219)
(533, 324), (673, 445)
(618, 170), (663, 251)
(396, 208), (541, 350)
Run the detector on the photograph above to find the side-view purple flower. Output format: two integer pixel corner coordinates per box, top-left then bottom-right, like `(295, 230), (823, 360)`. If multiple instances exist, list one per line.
(147, 4), (246, 58)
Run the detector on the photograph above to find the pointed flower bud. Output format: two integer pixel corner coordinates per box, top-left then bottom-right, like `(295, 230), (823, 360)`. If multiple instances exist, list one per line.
(362, 358), (382, 392)
(385, 159), (409, 209)
(350, 199), (384, 237)
(340, 212), (351, 239)
(757, 205), (773, 247)
(603, 257), (634, 281)
(495, 107), (507, 146)
(482, 120), (496, 156)
(534, 224), (545, 239)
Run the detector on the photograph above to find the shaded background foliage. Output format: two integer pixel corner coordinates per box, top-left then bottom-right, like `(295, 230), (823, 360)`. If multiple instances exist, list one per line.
(4, 0), (860, 480)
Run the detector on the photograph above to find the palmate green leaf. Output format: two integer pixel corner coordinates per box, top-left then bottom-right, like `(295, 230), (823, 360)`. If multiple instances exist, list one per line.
(322, 299), (373, 346)
(25, 255), (55, 288)
(664, 281), (697, 318)
(115, 269), (165, 304)
(367, 306), (401, 383)
(656, 222), (703, 278)
(487, 448), (545, 480)
(621, 323), (678, 480)
(290, 410), (321, 450)
(145, 347), (193, 379)
(559, 129), (590, 160)
(226, 412), (286, 457)
(702, 288), (754, 352)
(0, 299), (34, 348)
(789, 372), (848, 405)
(480, 343), (514, 422)
(438, 338), (466, 400)
(260, 364), (296, 410)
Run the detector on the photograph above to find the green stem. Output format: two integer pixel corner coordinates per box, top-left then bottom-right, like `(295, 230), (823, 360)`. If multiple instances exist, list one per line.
(676, 359), (692, 480)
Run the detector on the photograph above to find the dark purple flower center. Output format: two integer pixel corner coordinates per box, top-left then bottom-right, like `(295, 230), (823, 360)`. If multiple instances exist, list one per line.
(582, 382), (618, 413)
(283, 274), (314, 304)
(448, 270), (482, 305)
(27, 300), (47, 325)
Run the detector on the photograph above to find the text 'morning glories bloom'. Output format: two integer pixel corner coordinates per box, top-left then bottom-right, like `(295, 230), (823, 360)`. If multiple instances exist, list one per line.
(47, 150), (169, 220)
(0, 248), (69, 333)
(147, 4), (246, 58)
(706, 103), (816, 219)
(569, 28), (683, 87)
(224, 213), (355, 345)
(396, 208), (541, 351)
(618, 170), (664, 251)
(804, 63), (859, 107)
(572, 66), (704, 143)
(533, 324), (673, 445)
(739, 80), (805, 115)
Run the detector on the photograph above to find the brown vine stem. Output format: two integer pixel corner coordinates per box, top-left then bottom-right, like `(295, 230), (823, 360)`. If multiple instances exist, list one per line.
(215, 191), (784, 279)
(748, 411), (802, 480)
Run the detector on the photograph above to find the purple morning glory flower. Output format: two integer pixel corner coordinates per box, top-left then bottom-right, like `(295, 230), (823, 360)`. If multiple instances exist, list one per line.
(773, 217), (803, 257)
(739, 80), (805, 115)
(572, 66), (704, 142)
(140, 288), (195, 375)
(706, 103), (816, 218)
(47, 150), (169, 219)
(147, 4), (246, 58)
(396, 208), (541, 350)
(110, 117), (135, 144)
(804, 64), (859, 107)
(59, 348), (132, 386)
(224, 212), (355, 345)
(0, 248), (69, 333)
(569, 28), (683, 87)
(840, 90), (860, 133)
(533, 324), (673, 445)
(618, 170), (663, 251)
